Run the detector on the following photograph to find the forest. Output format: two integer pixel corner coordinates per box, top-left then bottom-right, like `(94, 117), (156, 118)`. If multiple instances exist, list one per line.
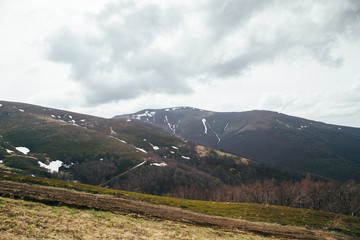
(167, 177), (360, 217)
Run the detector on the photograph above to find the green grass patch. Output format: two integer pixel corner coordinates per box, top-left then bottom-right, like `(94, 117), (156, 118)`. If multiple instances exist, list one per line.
(1, 171), (359, 237)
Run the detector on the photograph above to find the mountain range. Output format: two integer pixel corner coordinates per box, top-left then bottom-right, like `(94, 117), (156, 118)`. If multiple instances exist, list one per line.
(118, 107), (360, 182)
(1, 100), (359, 197)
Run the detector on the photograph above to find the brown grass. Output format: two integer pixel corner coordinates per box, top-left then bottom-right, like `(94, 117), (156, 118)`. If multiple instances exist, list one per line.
(0, 197), (272, 240)
(195, 145), (249, 164)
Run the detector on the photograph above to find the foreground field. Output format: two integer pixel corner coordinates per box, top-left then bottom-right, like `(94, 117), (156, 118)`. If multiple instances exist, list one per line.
(1, 172), (359, 237)
(0, 197), (270, 240)
(0, 180), (357, 239)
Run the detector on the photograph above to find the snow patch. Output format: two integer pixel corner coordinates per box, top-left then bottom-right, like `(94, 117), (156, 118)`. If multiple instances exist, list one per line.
(18, 109), (24, 112)
(338, 127), (342, 130)
(0, 104), (2, 107)
(51, 115), (55, 118)
(133, 110), (156, 120)
(171, 146), (179, 150)
(224, 123), (229, 131)
(6, 149), (14, 154)
(153, 146), (160, 150)
(38, 160), (63, 173)
(170, 151), (175, 154)
(0, 160), (3, 164)
(150, 162), (167, 167)
(16, 147), (30, 155)
(126, 119), (131, 122)
(80, 119), (86, 122)
(182, 156), (190, 160)
(63, 163), (73, 168)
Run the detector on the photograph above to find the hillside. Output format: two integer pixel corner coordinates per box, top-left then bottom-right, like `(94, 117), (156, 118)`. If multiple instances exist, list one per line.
(0, 101), (304, 196)
(116, 107), (360, 182)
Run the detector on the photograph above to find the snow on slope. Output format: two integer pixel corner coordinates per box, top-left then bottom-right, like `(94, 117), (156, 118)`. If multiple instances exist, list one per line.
(38, 160), (63, 173)
(16, 147), (30, 155)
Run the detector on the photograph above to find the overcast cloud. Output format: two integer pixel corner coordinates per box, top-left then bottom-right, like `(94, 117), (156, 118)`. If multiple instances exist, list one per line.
(1, 0), (360, 127)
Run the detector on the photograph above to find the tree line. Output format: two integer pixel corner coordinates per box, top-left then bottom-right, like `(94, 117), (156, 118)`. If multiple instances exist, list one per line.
(167, 177), (360, 217)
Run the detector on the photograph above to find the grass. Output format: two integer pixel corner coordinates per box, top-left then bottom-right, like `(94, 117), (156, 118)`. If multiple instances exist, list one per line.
(0, 196), (271, 240)
(1, 171), (359, 237)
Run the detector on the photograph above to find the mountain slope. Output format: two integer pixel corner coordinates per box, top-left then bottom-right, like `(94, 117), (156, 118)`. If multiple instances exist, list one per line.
(1, 101), (306, 195)
(116, 107), (360, 182)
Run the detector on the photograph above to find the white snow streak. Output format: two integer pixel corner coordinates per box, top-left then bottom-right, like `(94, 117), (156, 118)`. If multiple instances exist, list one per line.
(171, 146), (179, 150)
(109, 135), (127, 144)
(181, 156), (190, 160)
(135, 147), (147, 154)
(202, 119), (221, 144)
(153, 146), (160, 150)
(202, 119), (208, 134)
(165, 116), (176, 133)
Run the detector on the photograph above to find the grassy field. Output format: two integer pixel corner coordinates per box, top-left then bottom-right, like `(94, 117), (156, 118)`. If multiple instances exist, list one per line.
(1, 171), (359, 237)
(0, 197), (271, 240)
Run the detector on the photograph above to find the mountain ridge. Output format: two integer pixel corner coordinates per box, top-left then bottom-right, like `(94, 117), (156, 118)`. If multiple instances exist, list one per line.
(116, 106), (360, 182)
(1, 100), (306, 196)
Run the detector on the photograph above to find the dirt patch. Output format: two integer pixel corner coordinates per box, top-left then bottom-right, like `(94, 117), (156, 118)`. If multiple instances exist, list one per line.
(0, 180), (355, 240)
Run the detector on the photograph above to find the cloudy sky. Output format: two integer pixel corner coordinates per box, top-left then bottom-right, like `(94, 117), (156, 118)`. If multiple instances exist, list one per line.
(1, 0), (360, 127)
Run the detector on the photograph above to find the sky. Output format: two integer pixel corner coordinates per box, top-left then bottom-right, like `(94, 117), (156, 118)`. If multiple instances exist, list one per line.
(1, 0), (360, 127)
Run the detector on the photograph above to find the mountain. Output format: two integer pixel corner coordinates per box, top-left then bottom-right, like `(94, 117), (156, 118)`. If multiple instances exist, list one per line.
(0, 101), (304, 196)
(116, 107), (360, 182)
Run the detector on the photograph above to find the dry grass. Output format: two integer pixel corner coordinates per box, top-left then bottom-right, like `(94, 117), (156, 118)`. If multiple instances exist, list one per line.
(195, 145), (249, 164)
(0, 197), (273, 240)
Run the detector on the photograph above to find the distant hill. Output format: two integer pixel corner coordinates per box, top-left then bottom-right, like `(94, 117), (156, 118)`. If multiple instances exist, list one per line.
(116, 107), (360, 182)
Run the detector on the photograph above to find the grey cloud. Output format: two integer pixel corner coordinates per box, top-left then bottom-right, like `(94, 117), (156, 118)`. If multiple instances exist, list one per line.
(206, 0), (271, 37)
(46, 0), (360, 105)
